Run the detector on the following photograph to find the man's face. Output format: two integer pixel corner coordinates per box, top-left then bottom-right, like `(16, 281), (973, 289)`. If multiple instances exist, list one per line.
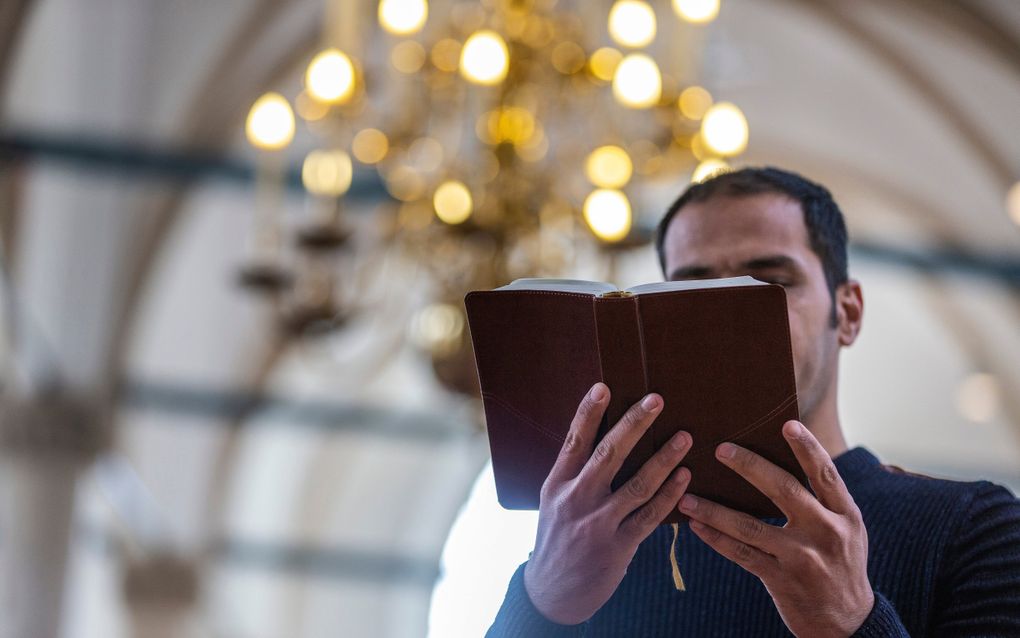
(661, 192), (840, 422)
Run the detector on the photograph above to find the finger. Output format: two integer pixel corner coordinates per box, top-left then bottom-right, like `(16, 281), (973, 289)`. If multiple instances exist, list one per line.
(714, 441), (817, 521)
(782, 420), (854, 515)
(577, 393), (663, 491)
(689, 519), (776, 579)
(608, 429), (692, 518)
(546, 383), (609, 485)
(679, 493), (788, 556)
(618, 465), (692, 542)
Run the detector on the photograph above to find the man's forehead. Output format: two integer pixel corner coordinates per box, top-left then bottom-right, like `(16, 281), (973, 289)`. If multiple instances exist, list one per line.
(662, 192), (811, 269)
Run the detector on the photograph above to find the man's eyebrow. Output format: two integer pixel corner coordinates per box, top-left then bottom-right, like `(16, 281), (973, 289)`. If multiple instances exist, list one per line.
(741, 255), (798, 270)
(668, 265), (714, 280)
(668, 255), (798, 280)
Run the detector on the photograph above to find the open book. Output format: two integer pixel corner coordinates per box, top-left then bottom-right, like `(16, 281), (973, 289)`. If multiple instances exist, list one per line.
(465, 275), (806, 525)
(495, 275), (768, 296)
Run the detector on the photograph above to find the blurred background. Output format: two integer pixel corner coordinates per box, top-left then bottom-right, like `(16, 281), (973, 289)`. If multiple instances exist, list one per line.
(0, 0), (1018, 636)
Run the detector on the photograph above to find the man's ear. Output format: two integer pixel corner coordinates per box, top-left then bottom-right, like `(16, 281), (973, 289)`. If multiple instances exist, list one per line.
(836, 279), (863, 347)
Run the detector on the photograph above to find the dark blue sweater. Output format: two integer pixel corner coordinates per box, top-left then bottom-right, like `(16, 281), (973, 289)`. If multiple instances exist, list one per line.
(487, 447), (1020, 637)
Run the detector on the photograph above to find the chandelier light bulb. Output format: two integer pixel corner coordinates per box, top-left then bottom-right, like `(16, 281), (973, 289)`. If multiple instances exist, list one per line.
(692, 158), (730, 183)
(433, 180), (474, 224)
(302, 149), (353, 197)
(608, 0), (657, 48)
(460, 30), (509, 85)
(1007, 181), (1020, 226)
(700, 101), (748, 156)
(245, 92), (295, 151)
(583, 189), (632, 242)
(379, 0), (429, 35)
(612, 53), (662, 108)
(305, 48), (356, 104)
(673, 0), (720, 24)
(585, 145), (633, 189)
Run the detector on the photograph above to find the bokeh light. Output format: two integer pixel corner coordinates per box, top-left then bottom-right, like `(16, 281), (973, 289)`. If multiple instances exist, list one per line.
(352, 128), (390, 164)
(433, 180), (474, 224)
(585, 146), (633, 189)
(692, 158), (730, 182)
(379, 0), (429, 35)
(589, 47), (623, 82)
(608, 1), (657, 49)
(305, 49), (356, 105)
(583, 189), (632, 242)
(245, 92), (295, 150)
(678, 86), (713, 120)
(700, 101), (748, 156)
(673, 0), (720, 24)
(302, 149), (353, 197)
(612, 53), (661, 108)
(460, 30), (509, 85)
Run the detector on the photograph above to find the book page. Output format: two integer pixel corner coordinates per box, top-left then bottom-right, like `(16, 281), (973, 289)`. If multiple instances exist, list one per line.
(497, 278), (618, 295)
(624, 275), (766, 295)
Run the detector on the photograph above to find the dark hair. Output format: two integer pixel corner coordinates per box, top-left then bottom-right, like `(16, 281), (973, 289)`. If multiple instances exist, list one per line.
(654, 166), (849, 327)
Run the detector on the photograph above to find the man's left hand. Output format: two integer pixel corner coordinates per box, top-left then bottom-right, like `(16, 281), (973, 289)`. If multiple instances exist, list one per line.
(679, 420), (874, 638)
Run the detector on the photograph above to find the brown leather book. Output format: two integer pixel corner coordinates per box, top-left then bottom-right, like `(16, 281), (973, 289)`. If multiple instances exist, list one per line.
(464, 276), (807, 525)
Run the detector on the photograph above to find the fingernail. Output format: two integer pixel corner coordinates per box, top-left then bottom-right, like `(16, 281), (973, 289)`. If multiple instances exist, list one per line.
(670, 431), (690, 450)
(784, 420), (803, 436)
(641, 394), (661, 411)
(680, 494), (698, 511)
(689, 519), (705, 531)
(717, 442), (735, 459)
(590, 384), (606, 401)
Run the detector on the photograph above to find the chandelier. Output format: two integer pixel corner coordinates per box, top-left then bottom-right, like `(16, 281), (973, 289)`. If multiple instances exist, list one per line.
(241, 0), (747, 394)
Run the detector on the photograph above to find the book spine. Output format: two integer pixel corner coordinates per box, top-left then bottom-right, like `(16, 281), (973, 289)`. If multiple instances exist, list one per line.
(593, 296), (656, 491)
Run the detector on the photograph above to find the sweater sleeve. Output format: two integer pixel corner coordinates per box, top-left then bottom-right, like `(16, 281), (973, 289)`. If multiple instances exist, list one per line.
(931, 481), (1020, 636)
(850, 591), (910, 637)
(485, 561), (587, 638)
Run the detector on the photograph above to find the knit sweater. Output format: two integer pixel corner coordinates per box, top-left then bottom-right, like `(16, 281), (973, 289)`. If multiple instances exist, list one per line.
(487, 447), (1020, 637)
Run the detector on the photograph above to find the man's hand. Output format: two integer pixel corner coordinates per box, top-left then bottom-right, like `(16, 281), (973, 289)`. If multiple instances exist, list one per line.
(524, 382), (693, 625)
(679, 420), (874, 638)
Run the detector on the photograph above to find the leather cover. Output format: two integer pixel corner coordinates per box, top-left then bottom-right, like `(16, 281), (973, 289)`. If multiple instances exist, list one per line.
(464, 283), (806, 525)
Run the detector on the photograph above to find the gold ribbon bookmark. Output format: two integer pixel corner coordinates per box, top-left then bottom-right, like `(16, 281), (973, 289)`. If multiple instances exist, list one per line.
(670, 522), (686, 591)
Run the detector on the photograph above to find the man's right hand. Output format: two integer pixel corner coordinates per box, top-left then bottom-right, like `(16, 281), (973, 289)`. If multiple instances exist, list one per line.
(523, 382), (693, 625)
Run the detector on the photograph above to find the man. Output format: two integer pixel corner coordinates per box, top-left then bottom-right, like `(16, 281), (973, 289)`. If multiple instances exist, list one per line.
(486, 167), (1020, 636)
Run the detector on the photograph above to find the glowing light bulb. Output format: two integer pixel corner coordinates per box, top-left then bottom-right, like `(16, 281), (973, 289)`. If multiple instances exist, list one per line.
(302, 150), (353, 197)
(583, 189), (632, 242)
(692, 158), (730, 183)
(608, 0), (657, 48)
(351, 128), (389, 164)
(612, 53), (661, 108)
(305, 49), (356, 104)
(678, 85), (713, 119)
(585, 146), (633, 189)
(701, 102), (748, 156)
(245, 92), (295, 150)
(673, 0), (720, 24)
(460, 30), (509, 85)
(1007, 181), (1020, 226)
(433, 180), (473, 224)
(379, 0), (428, 35)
